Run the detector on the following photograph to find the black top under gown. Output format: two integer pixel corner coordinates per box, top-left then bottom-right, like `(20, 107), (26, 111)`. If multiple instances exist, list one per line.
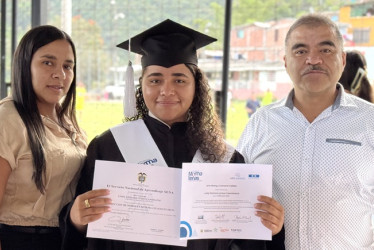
(59, 116), (285, 250)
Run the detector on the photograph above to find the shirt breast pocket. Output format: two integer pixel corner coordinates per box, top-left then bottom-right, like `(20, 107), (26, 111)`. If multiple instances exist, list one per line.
(320, 138), (366, 187)
(326, 138), (362, 146)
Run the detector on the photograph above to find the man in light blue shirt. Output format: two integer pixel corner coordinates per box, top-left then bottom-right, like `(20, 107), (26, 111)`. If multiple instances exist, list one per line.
(238, 14), (374, 249)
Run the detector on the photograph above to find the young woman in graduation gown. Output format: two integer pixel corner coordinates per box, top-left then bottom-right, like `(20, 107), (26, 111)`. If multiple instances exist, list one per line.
(59, 19), (285, 250)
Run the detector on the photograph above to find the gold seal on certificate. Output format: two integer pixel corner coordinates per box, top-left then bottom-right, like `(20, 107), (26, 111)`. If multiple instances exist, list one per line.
(137, 173), (147, 183)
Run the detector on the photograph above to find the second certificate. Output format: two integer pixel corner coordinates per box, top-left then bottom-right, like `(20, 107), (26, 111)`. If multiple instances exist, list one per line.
(180, 163), (272, 241)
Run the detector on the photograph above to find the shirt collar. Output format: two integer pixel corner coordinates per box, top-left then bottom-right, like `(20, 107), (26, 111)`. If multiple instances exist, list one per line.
(147, 111), (188, 131)
(41, 114), (76, 133)
(282, 83), (356, 111)
(148, 111), (171, 129)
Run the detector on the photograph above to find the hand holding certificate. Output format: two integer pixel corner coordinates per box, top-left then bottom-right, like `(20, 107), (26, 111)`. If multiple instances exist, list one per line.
(87, 161), (274, 246)
(180, 163), (273, 241)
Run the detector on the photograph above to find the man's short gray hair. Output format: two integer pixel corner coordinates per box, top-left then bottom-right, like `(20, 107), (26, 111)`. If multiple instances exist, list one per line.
(285, 14), (344, 50)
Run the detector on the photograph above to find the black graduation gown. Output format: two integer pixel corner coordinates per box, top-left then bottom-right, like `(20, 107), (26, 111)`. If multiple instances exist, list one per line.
(59, 116), (285, 250)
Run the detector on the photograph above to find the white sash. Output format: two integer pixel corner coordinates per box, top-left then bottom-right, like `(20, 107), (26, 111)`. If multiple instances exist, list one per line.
(110, 119), (235, 167)
(110, 119), (168, 167)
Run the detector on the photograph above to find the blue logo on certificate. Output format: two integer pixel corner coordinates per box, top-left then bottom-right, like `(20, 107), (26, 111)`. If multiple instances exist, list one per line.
(248, 174), (260, 179)
(188, 171), (202, 181)
(180, 221), (192, 238)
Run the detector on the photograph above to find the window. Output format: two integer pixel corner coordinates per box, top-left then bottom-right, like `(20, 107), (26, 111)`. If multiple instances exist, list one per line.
(353, 28), (370, 44)
(237, 29), (244, 38)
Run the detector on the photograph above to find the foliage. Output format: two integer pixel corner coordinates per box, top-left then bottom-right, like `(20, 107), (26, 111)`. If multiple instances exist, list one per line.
(42, 0), (228, 90)
(71, 16), (111, 90)
(231, 0), (350, 25)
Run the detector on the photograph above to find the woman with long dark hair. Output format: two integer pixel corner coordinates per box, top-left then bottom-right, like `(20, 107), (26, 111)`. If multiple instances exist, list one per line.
(0, 25), (87, 250)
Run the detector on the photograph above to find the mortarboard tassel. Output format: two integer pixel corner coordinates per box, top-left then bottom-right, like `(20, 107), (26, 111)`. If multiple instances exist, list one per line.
(123, 60), (137, 118)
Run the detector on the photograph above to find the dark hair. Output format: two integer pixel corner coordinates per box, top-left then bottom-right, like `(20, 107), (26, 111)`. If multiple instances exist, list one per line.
(285, 14), (344, 50)
(11, 25), (79, 193)
(339, 50), (373, 103)
(134, 63), (227, 162)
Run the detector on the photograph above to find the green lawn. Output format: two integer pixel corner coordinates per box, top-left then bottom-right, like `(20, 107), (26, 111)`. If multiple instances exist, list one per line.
(78, 100), (249, 147)
(225, 100), (249, 147)
(78, 101), (124, 142)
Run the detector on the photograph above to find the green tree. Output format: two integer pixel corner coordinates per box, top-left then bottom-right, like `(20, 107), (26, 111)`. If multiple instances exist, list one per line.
(49, 14), (111, 91)
(232, 0), (350, 25)
(71, 16), (110, 90)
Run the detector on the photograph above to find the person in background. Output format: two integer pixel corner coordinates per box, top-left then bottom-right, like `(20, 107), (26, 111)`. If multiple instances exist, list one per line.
(0, 25), (87, 250)
(260, 89), (273, 106)
(339, 50), (373, 103)
(59, 19), (285, 250)
(238, 14), (374, 249)
(246, 91), (260, 118)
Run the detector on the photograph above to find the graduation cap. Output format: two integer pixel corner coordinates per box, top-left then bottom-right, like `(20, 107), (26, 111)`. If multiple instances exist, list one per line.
(117, 19), (216, 119)
(116, 19), (217, 68)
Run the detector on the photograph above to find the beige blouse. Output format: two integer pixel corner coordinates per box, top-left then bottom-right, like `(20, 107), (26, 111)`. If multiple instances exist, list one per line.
(0, 97), (87, 227)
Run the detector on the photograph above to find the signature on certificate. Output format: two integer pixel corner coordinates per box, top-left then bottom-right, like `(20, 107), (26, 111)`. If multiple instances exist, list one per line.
(108, 214), (130, 224)
(233, 215), (252, 222)
(214, 214), (225, 220)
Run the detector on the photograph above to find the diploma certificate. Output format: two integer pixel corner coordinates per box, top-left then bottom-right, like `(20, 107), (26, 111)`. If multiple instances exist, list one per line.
(87, 160), (187, 246)
(180, 163), (272, 240)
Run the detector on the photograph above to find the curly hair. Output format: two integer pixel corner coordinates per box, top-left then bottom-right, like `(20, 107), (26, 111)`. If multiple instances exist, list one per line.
(132, 63), (227, 162)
